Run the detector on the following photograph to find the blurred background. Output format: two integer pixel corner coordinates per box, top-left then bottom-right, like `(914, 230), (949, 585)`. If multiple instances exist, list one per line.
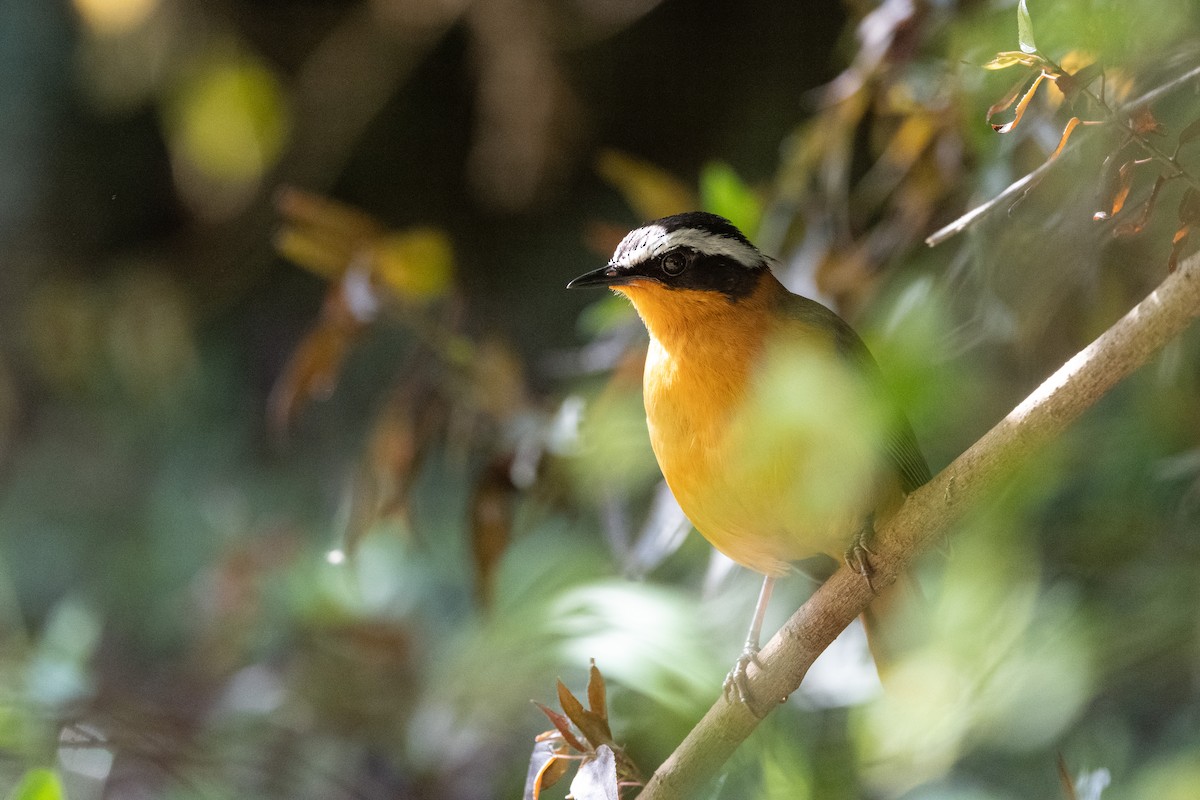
(2, 0), (1200, 798)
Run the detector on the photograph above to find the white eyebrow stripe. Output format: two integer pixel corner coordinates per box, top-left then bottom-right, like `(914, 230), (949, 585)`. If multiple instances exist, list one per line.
(611, 225), (762, 269)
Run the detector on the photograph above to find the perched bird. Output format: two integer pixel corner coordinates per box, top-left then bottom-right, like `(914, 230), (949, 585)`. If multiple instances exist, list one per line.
(568, 211), (929, 700)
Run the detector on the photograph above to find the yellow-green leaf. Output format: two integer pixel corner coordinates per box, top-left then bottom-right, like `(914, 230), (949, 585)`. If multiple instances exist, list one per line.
(164, 48), (289, 183)
(595, 150), (695, 222)
(1017, 0), (1037, 54)
(983, 51), (1042, 71)
(9, 769), (65, 800)
(700, 161), (761, 235)
(371, 229), (455, 301)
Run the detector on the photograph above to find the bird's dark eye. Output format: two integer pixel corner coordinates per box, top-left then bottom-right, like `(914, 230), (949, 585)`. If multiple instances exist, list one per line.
(661, 251), (689, 276)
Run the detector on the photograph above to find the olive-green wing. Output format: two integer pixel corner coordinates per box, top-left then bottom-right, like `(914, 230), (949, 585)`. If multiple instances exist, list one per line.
(776, 292), (931, 493)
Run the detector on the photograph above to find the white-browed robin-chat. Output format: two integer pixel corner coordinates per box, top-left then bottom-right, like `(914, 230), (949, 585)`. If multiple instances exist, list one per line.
(568, 211), (929, 701)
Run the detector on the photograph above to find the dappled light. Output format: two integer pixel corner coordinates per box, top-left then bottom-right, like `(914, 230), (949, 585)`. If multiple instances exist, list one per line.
(3, 1), (1200, 798)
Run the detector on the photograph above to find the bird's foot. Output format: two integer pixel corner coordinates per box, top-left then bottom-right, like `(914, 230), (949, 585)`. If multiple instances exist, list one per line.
(723, 643), (762, 707)
(844, 528), (877, 594)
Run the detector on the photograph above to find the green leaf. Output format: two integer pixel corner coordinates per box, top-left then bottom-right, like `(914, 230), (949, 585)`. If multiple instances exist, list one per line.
(699, 161), (762, 236)
(1017, 0), (1038, 54)
(1178, 118), (1200, 148)
(9, 769), (65, 800)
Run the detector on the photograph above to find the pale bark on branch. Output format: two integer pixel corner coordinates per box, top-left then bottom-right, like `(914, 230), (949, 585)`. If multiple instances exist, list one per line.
(637, 251), (1200, 800)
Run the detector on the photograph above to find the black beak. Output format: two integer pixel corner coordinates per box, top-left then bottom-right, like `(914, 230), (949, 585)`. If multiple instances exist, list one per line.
(566, 264), (622, 290)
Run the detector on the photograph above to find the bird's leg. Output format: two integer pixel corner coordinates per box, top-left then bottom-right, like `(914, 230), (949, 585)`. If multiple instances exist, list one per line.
(844, 513), (878, 593)
(723, 575), (775, 706)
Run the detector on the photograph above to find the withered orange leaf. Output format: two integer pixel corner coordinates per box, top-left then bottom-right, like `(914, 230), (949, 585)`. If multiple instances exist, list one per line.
(1169, 223), (1191, 273)
(534, 702), (588, 754)
(986, 76), (1030, 122)
(275, 187), (456, 304)
(1094, 155), (1135, 221)
(274, 187), (383, 281)
(1113, 174), (1166, 237)
(556, 679), (587, 722)
(267, 287), (364, 440)
(1130, 106), (1164, 136)
(990, 72), (1049, 133)
(586, 660), (607, 724)
(1049, 117), (1082, 161)
(526, 738), (571, 800)
(276, 186), (381, 241)
(532, 754), (570, 800)
(557, 679), (613, 748)
(1110, 162), (1134, 216)
(1170, 189), (1200, 272)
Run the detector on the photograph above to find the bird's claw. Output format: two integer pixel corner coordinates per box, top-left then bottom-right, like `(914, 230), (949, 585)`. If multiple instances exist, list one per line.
(723, 644), (762, 706)
(845, 532), (877, 593)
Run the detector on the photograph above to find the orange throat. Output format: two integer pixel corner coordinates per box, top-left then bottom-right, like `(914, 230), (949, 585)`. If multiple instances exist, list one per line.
(617, 274), (802, 574)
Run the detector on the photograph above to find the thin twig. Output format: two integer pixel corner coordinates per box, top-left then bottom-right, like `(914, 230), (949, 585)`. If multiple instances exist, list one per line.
(926, 62), (1200, 246)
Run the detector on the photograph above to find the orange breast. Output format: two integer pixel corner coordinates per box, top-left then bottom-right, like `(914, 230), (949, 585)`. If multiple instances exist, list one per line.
(619, 275), (886, 576)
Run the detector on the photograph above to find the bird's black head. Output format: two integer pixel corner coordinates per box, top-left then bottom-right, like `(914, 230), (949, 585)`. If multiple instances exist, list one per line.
(567, 212), (768, 301)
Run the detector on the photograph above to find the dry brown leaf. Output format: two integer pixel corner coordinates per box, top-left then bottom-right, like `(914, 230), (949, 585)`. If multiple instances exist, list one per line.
(1094, 155), (1135, 221)
(987, 75), (1032, 121)
(340, 378), (447, 554)
(1169, 223), (1191, 273)
(1109, 162), (1134, 216)
(557, 679), (613, 749)
(1049, 117), (1082, 160)
(470, 458), (516, 605)
(274, 187), (383, 281)
(534, 702), (588, 754)
(586, 660), (607, 724)
(1168, 188), (1200, 272)
(990, 71), (1050, 133)
(267, 286), (365, 439)
(1130, 105), (1164, 136)
(531, 752), (571, 800)
(1113, 174), (1166, 237)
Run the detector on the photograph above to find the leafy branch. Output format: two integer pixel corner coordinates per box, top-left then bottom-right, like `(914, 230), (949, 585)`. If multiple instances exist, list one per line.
(926, 0), (1200, 259)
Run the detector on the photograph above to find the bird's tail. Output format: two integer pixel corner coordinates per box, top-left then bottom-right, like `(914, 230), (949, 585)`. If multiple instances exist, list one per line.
(861, 569), (923, 680)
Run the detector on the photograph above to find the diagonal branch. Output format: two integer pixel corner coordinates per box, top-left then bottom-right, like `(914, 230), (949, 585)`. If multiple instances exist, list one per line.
(636, 250), (1200, 799)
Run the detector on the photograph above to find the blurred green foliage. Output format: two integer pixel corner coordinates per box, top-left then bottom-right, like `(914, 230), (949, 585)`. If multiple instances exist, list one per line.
(1, 1), (1199, 799)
